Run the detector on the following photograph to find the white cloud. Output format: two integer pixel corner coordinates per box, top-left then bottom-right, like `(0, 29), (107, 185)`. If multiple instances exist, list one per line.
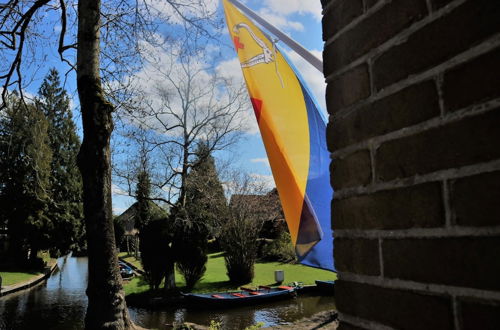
(143, 0), (219, 25)
(215, 57), (259, 135)
(215, 57), (245, 83)
(284, 48), (327, 116)
(113, 207), (127, 215)
(112, 184), (128, 196)
(258, 8), (304, 32)
(264, 0), (322, 21)
(250, 157), (270, 167)
(249, 173), (275, 190)
(114, 39), (254, 138)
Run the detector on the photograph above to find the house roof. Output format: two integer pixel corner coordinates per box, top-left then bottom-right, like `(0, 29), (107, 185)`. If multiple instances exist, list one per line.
(115, 201), (167, 235)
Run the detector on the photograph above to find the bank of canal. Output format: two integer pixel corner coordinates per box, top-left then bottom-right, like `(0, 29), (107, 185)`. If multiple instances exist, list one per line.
(0, 256), (335, 329)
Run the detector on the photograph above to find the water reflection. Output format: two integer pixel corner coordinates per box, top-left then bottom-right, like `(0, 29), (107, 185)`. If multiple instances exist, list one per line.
(130, 294), (335, 329)
(0, 257), (335, 329)
(0, 256), (88, 330)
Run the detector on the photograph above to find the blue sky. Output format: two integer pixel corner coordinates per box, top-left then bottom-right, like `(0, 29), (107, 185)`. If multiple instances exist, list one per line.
(109, 0), (327, 215)
(4, 1), (325, 215)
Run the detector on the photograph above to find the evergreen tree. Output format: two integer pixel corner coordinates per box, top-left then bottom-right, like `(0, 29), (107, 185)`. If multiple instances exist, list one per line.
(0, 96), (53, 265)
(133, 160), (174, 290)
(36, 69), (84, 255)
(135, 169), (152, 231)
(184, 142), (227, 236)
(175, 142), (227, 290)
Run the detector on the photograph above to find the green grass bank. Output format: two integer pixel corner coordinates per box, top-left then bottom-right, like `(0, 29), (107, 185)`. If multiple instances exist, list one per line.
(0, 251), (54, 287)
(120, 252), (336, 295)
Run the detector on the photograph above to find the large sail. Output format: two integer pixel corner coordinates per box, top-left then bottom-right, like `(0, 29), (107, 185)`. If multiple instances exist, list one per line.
(222, 0), (334, 271)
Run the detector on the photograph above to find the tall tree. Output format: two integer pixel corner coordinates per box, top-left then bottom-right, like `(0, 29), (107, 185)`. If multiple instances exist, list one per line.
(176, 142), (227, 290)
(113, 47), (248, 293)
(0, 96), (53, 265)
(135, 161), (152, 232)
(76, 2), (134, 327)
(184, 142), (227, 237)
(36, 68), (84, 255)
(114, 45), (248, 209)
(0, 0), (220, 328)
(139, 217), (172, 291)
(133, 153), (171, 290)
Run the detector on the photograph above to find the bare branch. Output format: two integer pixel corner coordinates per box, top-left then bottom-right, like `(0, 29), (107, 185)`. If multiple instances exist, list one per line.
(0, 0), (50, 108)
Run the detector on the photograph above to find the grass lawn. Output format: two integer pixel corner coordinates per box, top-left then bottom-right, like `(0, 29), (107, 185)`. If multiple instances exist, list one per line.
(0, 271), (42, 286)
(122, 252), (336, 295)
(118, 252), (142, 269)
(0, 251), (54, 287)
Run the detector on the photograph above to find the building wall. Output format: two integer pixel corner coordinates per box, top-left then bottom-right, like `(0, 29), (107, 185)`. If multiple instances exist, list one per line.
(322, 0), (500, 329)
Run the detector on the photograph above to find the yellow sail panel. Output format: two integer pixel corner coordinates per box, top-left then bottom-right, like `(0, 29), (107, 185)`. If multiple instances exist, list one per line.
(222, 0), (312, 244)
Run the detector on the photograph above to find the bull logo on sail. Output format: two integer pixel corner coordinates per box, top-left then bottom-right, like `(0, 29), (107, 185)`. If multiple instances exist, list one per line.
(232, 23), (284, 88)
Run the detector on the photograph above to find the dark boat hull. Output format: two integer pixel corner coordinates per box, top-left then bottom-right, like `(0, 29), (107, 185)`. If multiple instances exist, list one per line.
(183, 287), (296, 308)
(315, 280), (335, 294)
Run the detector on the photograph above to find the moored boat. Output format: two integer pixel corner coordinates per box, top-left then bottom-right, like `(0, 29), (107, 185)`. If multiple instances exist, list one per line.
(315, 280), (335, 294)
(183, 285), (296, 307)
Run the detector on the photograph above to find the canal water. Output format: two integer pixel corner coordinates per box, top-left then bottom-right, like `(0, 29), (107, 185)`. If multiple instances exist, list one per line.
(0, 256), (335, 329)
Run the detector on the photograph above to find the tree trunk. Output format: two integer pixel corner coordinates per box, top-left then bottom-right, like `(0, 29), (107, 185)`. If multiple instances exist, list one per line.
(76, 1), (135, 329)
(164, 259), (176, 292)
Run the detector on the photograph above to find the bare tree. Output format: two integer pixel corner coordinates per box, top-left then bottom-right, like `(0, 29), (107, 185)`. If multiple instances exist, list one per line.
(0, 0), (221, 329)
(114, 45), (249, 209)
(220, 171), (278, 284)
(112, 45), (249, 291)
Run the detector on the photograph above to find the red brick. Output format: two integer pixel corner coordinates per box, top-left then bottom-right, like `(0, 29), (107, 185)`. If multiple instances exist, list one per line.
(322, 0), (363, 41)
(451, 171), (500, 227)
(443, 46), (500, 112)
(326, 64), (370, 113)
(460, 298), (500, 330)
(331, 80), (439, 149)
(332, 182), (444, 230)
(376, 109), (500, 181)
(331, 150), (372, 189)
(374, 0), (500, 90)
(324, 0), (427, 74)
(334, 238), (380, 276)
(336, 280), (454, 330)
(383, 237), (500, 290)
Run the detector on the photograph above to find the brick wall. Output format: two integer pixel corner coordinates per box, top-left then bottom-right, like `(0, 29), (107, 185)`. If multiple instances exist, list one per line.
(322, 0), (500, 329)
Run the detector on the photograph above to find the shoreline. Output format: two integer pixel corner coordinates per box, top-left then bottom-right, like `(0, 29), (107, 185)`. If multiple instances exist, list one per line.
(0, 259), (58, 297)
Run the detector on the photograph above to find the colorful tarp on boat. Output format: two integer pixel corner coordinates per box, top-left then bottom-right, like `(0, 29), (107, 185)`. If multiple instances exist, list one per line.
(222, 0), (335, 271)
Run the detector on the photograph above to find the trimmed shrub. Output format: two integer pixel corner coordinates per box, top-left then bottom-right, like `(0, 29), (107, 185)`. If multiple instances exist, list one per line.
(260, 232), (297, 263)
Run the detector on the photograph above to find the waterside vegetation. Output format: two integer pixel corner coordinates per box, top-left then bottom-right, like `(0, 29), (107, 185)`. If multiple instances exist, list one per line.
(121, 252), (335, 296)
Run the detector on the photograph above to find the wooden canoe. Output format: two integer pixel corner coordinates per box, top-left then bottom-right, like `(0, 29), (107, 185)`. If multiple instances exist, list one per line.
(183, 286), (296, 307)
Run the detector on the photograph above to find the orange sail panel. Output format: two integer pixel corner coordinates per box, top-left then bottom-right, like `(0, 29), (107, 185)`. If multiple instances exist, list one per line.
(222, 0), (334, 271)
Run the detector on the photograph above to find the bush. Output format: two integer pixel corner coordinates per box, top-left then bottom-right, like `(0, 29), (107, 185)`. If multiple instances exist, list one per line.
(221, 215), (262, 285)
(139, 218), (172, 290)
(176, 222), (208, 291)
(260, 232), (296, 263)
(224, 250), (255, 285)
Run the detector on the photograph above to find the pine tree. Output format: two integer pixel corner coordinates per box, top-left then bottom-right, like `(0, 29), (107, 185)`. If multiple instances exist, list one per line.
(0, 96), (53, 265)
(176, 142), (227, 290)
(134, 163), (174, 290)
(135, 169), (152, 231)
(184, 142), (227, 236)
(36, 68), (84, 255)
